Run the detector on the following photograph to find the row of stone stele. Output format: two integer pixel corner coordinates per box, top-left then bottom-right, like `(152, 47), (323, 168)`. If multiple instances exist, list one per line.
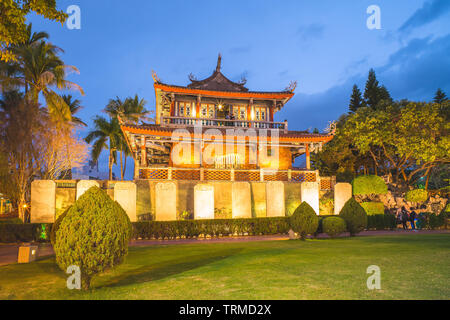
(30, 180), (353, 223)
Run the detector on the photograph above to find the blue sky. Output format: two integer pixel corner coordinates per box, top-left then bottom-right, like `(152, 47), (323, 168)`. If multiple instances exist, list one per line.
(27, 0), (450, 179)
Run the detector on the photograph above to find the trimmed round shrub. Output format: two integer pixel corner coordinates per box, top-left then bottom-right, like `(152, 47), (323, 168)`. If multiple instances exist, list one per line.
(405, 189), (428, 202)
(360, 202), (385, 216)
(352, 175), (387, 195)
(289, 202), (319, 240)
(339, 198), (368, 236)
(322, 216), (346, 238)
(54, 186), (131, 290)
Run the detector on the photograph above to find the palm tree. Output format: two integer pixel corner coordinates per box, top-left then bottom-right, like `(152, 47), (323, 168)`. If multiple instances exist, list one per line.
(62, 94), (86, 127)
(84, 116), (121, 181)
(104, 95), (150, 180)
(0, 24), (83, 123)
(104, 95), (151, 124)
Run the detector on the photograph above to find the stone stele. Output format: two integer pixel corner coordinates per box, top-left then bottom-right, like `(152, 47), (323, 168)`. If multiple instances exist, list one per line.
(114, 181), (137, 222)
(155, 182), (177, 221)
(76, 180), (99, 200)
(31, 180), (56, 223)
(334, 182), (352, 215)
(266, 181), (285, 217)
(194, 184), (214, 219)
(232, 182), (252, 218)
(300, 181), (320, 215)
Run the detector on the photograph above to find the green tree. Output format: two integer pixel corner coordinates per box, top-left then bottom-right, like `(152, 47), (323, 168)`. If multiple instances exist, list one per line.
(349, 84), (364, 112)
(363, 69), (380, 109)
(54, 186), (131, 290)
(0, 24), (83, 122)
(62, 94), (86, 127)
(104, 95), (150, 180)
(85, 116), (121, 181)
(363, 69), (392, 110)
(433, 88), (448, 104)
(0, 1), (67, 62)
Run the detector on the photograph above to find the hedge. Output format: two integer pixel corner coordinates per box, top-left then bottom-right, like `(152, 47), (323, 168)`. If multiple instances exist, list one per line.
(352, 175), (387, 195)
(361, 202), (385, 216)
(367, 214), (396, 230)
(0, 213), (409, 243)
(322, 216), (346, 237)
(0, 223), (52, 243)
(132, 217), (290, 240)
(405, 189), (428, 202)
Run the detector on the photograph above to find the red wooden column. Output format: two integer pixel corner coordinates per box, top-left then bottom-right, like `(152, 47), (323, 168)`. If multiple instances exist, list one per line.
(247, 98), (253, 127)
(140, 135), (147, 167)
(196, 95), (201, 118)
(305, 143), (311, 170)
(270, 100), (276, 122)
(170, 93), (175, 117)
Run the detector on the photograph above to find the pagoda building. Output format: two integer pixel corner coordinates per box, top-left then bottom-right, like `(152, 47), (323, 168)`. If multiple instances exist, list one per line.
(120, 55), (334, 183)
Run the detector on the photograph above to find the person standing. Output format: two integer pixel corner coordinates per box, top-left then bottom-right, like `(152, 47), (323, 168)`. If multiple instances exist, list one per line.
(401, 206), (409, 230)
(410, 208), (417, 231)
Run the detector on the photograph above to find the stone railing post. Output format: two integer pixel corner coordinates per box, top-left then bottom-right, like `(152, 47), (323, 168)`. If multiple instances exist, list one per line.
(230, 168), (235, 181)
(288, 169), (292, 181)
(167, 167), (172, 180)
(260, 168), (264, 182)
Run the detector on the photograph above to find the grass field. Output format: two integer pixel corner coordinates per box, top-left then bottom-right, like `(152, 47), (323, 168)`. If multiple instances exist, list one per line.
(0, 233), (449, 300)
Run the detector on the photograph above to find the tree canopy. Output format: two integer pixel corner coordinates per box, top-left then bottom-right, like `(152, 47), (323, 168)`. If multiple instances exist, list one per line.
(0, 0), (67, 62)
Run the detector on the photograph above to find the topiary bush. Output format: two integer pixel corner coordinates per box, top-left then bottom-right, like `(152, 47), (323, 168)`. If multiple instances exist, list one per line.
(405, 189), (428, 203)
(54, 186), (131, 290)
(360, 202), (385, 216)
(322, 216), (346, 238)
(339, 198), (368, 236)
(289, 201), (319, 240)
(352, 175), (387, 195)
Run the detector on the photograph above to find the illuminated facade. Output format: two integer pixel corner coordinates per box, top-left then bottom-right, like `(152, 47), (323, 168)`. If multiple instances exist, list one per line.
(120, 55), (334, 183)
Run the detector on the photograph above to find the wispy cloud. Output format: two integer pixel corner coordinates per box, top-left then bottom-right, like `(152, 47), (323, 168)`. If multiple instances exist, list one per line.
(399, 0), (450, 33)
(296, 23), (325, 42)
(229, 45), (252, 54)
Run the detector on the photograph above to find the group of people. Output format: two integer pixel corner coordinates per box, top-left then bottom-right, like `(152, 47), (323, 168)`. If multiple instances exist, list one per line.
(396, 206), (418, 231)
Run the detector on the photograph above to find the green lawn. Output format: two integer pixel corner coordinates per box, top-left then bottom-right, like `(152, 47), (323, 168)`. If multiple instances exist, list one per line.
(0, 234), (449, 300)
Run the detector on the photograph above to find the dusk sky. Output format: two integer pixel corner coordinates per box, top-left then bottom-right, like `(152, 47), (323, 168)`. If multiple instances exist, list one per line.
(28, 0), (450, 179)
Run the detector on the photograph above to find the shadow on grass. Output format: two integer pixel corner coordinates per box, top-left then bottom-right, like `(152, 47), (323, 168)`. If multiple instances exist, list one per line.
(102, 247), (242, 289)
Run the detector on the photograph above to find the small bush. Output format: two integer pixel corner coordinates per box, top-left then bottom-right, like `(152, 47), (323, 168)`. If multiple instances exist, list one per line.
(352, 175), (387, 195)
(289, 202), (319, 240)
(0, 218), (23, 224)
(339, 198), (368, 236)
(361, 202), (385, 216)
(0, 223), (53, 243)
(429, 213), (444, 230)
(405, 189), (428, 202)
(54, 186), (131, 290)
(322, 216), (346, 237)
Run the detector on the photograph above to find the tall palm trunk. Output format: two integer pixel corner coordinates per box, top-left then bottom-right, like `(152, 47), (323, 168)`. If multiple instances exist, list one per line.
(108, 145), (113, 181)
(120, 150), (124, 180)
(123, 154), (127, 179)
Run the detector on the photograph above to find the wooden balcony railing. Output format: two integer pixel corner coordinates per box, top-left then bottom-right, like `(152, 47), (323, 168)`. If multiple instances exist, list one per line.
(139, 167), (318, 183)
(161, 116), (288, 130)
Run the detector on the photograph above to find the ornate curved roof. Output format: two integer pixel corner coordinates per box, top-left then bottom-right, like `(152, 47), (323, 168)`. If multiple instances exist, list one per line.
(187, 54), (249, 92)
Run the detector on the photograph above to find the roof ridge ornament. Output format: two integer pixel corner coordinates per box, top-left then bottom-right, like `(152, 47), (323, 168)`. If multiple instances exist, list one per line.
(285, 80), (297, 93)
(151, 70), (161, 83)
(216, 53), (222, 72)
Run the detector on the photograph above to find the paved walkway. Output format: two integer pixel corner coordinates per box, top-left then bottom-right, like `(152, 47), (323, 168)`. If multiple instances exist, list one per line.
(0, 230), (448, 266)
